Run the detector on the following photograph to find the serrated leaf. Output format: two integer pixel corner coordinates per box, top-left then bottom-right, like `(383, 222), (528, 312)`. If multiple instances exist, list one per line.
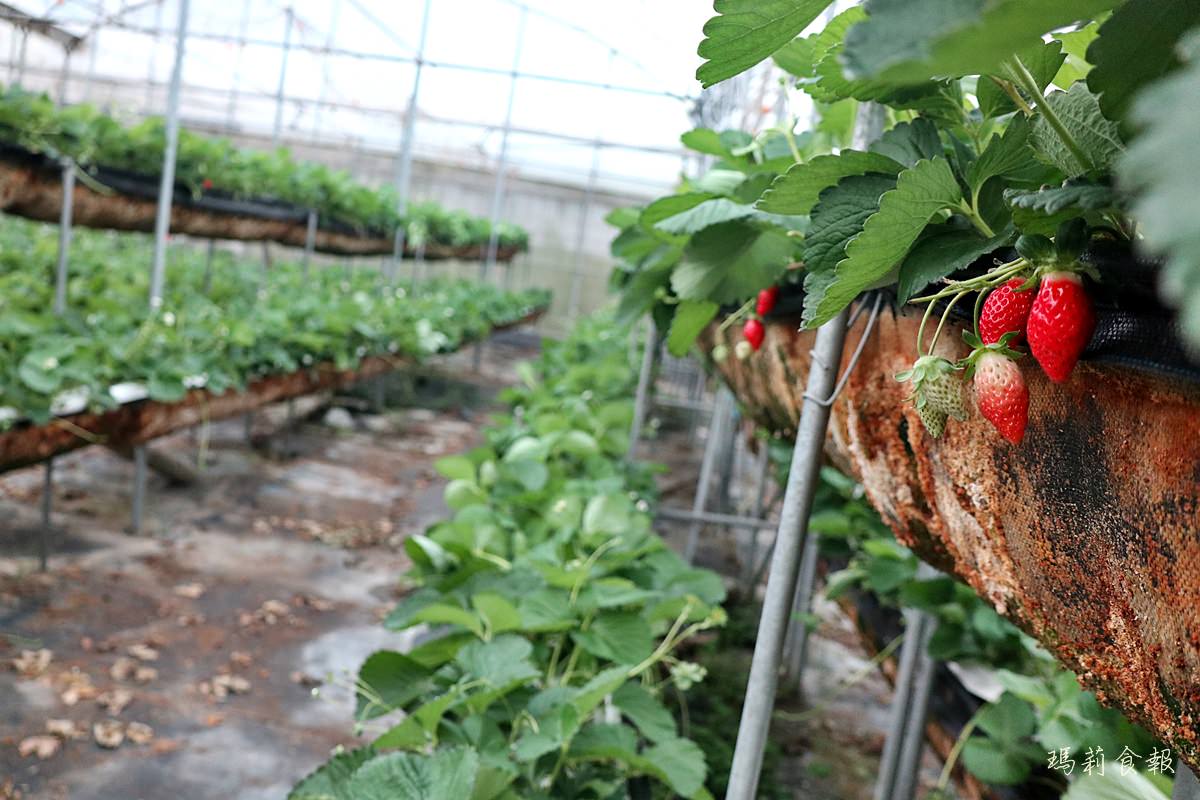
(966, 115), (1041, 198)
(696, 0), (837, 88)
(472, 593), (522, 636)
(642, 738), (708, 798)
(655, 199), (759, 235)
(977, 40), (1065, 119)
(802, 173), (897, 276)
(672, 221), (793, 304)
(582, 493), (633, 536)
(808, 49), (965, 121)
(806, 158), (964, 328)
(572, 612), (655, 665)
(772, 6), (864, 78)
(1086, 0), (1200, 123)
(869, 119), (943, 169)
(572, 666), (631, 718)
(641, 193), (718, 227)
(841, 0), (1122, 84)
(679, 129), (728, 158)
(1003, 179), (1118, 233)
(613, 682), (677, 743)
(1119, 30), (1200, 351)
(1030, 82), (1124, 177)
(1062, 770), (1172, 800)
(897, 224), (1014, 303)
(454, 635), (539, 687)
(434, 455), (475, 482)
(757, 150), (902, 216)
(289, 747), (376, 800)
(411, 603), (484, 638)
(343, 747), (478, 800)
(356, 651), (435, 720)
(517, 588), (576, 632)
(666, 300), (719, 357)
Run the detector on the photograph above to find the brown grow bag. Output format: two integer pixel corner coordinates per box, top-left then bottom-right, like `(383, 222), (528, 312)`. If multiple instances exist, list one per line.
(700, 304), (1200, 767)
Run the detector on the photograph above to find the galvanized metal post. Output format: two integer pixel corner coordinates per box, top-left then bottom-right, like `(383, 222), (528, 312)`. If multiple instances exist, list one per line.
(390, 0), (433, 279)
(146, 0), (163, 107)
(15, 28), (27, 84)
(226, 0), (253, 127)
(627, 320), (658, 459)
(303, 209), (317, 274)
(742, 444), (771, 591)
(874, 563), (939, 800)
(784, 523), (821, 688)
(137, 0), (190, 536)
(271, 7), (295, 147)
(481, 5), (527, 281)
(1175, 765), (1200, 800)
(56, 47), (72, 106)
(725, 103), (884, 800)
(147, 0), (190, 309)
(82, 29), (98, 101)
(310, 0), (342, 140)
(684, 387), (735, 564)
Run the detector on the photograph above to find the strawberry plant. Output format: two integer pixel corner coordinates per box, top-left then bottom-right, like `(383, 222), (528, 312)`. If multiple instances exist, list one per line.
(0, 85), (529, 250)
(0, 217), (547, 425)
(291, 316), (725, 800)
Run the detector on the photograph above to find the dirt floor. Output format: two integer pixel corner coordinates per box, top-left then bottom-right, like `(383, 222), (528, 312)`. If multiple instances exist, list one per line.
(0, 330), (950, 800)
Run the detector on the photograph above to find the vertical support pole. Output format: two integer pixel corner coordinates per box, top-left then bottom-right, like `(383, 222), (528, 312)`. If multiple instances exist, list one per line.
(684, 388), (735, 564)
(303, 209), (317, 274)
(310, 0), (342, 140)
(724, 308), (850, 799)
(226, 0), (253, 128)
(785, 531), (821, 690)
(566, 49), (615, 322)
(15, 28), (27, 84)
(146, 0), (164, 107)
(271, 7), (295, 147)
(1175, 765), (1200, 800)
(627, 320), (658, 460)
(725, 103), (884, 800)
(480, 5), (527, 282)
(56, 46), (72, 106)
(83, 29), (99, 101)
(742, 444), (771, 591)
(390, 0), (434, 279)
(148, 0), (190, 309)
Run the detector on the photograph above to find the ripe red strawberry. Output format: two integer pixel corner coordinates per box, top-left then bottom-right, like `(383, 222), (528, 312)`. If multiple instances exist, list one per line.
(980, 278), (1034, 345)
(756, 286), (780, 317)
(1026, 271), (1095, 382)
(201, 177), (214, 191)
(743, 318), (765, 351)
(973, 352), (1029, 444)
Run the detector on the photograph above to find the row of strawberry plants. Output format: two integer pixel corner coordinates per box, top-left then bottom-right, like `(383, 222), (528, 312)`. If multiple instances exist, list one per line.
(611, 0), (1197, 447)
(0, 217), (547, 424)
(291, 315), (725, 800)
(0, 85), (529, 250)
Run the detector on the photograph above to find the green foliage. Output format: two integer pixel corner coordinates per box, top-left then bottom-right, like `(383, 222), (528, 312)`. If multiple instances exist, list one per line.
(0, 85), (528, 250)
(696, 0), (836, 88)
(296, 316), (725, 799)
(0, 217), (547, 424)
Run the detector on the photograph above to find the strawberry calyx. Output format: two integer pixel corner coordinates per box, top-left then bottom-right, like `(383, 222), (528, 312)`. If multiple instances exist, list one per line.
(958, 330), (1023, 379)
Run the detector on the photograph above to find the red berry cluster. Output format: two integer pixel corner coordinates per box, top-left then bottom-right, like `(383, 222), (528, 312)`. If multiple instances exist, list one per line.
(740, 286), (779, 353)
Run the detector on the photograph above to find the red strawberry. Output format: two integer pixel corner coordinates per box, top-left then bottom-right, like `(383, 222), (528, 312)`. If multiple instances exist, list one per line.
(743, 318), (765, 351)
(202, 177), (214, 191)
(756, 286), (780, 317)
(980, 277), (1034, 345)
(1026, 271), (1095, 382)
(973, 352), (1029, 444)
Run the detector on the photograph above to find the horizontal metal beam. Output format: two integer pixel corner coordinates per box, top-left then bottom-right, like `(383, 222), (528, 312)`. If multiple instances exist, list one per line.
(656, 507), (776, 531)
(0, 2), (84, 51)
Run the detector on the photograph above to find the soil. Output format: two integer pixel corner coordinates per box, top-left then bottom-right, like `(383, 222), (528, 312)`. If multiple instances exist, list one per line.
(0, 330), (954, 800)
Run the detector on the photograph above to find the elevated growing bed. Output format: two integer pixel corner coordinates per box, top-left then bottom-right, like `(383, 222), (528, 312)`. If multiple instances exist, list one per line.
(0, 307), (545, 474)
(701, 301), (1200, 767)
(0, 147), (521, 261)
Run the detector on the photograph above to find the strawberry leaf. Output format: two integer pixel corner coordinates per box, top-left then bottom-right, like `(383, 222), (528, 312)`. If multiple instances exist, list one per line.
(696, 0), (836, 88)
(666, 300), (719, 357)
(898, 224), (1015, 304)
(757, 150), (903, 215)
(1029, 83), (1124, 177)
(672, 221), (794, 304)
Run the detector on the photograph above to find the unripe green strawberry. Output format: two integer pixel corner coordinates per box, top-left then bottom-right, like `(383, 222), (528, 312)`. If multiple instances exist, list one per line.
(1026, 271), (1095, 382)
(923, 369), (968, 421)
(895, 355), (964, 438)
(917, 404), (948, 438)
(980, 277), (1034, 345)
(973, 352), (1029, 444)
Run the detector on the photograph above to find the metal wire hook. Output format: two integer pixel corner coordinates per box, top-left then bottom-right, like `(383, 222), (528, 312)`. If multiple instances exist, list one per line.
(803, 293), (884, 408)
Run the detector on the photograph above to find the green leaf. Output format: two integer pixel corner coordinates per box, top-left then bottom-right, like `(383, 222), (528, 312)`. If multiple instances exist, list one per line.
(680, 130), (727, 158)
(757, 150), (903, 215)
(666, 300), (719, 357)
(1119, 30), (1200, 351)
(841, 0), (1123, 84)
(808, 51), (964, 121)
(1030, 83), (1124, 177)
(343, 747), (478, 800)
(385, 587), (441, 631)
(806, 158), (964, 327)
(517, 588), (577, 632)
(696, 0), (837, 88)
(1004, 180), (1117, 216)
(568, 722), (640, 760)
(772, 6), (865, 78)
(572, 666), (632, 718)
(897, 224), (1013, 303)
(869, 119), (943, 169)
(455, 635), (540, 687)
(572, 612), (656, 665)
(356, 651), (435, 720)
(434, 455), (476, 482)
(967, 115), (1042, 198)
(583, 493), (634, 536)
(290, 747), (376, 800)
(672, 221), (793, 305)
(411, 603), (485, 638)
(655, 199), (760, 235)
(1062, 770), (1170, 800)
(961, 693), (1042, 785)
(472, 593), (522, 635)
(802, 173), (896, 276)
(374, 688), (467, 749)
(642, 738), (708, 798)
(641, 193), (718, 226)
(613, 682), (678, 743)
(1086, 0), (1200, 123)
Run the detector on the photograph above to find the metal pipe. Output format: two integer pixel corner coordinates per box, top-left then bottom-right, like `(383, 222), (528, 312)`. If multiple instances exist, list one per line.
(657, 506), (776, 531)
(389, 0), (433, 279)
(785, 525), (822, 689)
(56, 47), (71, 105)
(724, 306), (851, 800)
(743, 444), (771, 591)
(53, 161), (74, 315)
(147, 0), (190, 309)
(82, 28), (98, 100)
(481, 5), (528, 281)
(684, 388), (735, 563)
(310, 0), (342, 140)
(627, 320), (657, 459)
(302, 209), (317, 274)
(15, 28), (26, 83)
(1175, 765), (1200, 800)
(892, 612), (938, 800)
(225, 0), (252, 127)
(271, 7), (295, 147)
